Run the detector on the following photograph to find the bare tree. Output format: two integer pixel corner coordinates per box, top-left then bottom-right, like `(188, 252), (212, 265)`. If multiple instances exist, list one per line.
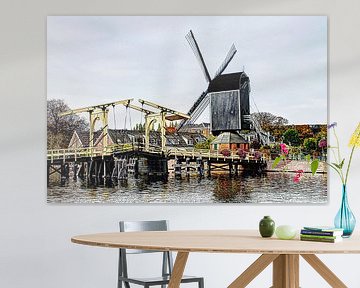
(47, 99), (89, 149)
(252, 112), (288, 131)
(251, 112), (289, 142)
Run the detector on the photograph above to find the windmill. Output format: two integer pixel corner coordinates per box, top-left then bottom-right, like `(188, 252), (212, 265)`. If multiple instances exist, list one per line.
(178, 30), (251, 136)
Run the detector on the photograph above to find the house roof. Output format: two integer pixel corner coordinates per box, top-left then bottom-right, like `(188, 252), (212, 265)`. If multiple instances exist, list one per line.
(107, 129), (144, 144)
(106, 129), (189, 147)
(71, 128), (209, 148)
(165, 133), (188, 146)
(211, 132), (248, 144)
(76, 130), (102, 147)
(180, 132), (207, 142)
(207, 72), (248, 93)
(183, 123), (210, 128)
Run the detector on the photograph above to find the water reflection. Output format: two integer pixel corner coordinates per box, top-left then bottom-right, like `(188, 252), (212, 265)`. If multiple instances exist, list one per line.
(48, 172), (327, 204)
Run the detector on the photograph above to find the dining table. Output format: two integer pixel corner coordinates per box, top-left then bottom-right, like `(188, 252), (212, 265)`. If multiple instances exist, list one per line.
(71, 229), (360, 288)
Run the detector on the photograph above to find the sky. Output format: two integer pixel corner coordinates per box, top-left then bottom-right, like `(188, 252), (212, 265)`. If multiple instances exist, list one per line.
(47, 16), (327, 129)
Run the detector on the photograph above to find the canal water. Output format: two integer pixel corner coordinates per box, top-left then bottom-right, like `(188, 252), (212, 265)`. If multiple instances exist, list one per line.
(47, 172), (327, 204)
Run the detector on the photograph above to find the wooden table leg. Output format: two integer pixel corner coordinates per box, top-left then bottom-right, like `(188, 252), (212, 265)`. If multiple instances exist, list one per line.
(301, 254), (347, 288)
(228, 254), (279, 288)
(272, 254), (299, 288)
(168, 252), (189, 288)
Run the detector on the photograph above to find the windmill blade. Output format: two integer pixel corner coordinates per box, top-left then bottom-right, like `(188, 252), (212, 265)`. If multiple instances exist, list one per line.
(187, 90), (208, 116)
(186, 30), (211, 83)
(213, 44), (237, 79)
(188, 94), (210, 124)
(177, 92), (209, 130)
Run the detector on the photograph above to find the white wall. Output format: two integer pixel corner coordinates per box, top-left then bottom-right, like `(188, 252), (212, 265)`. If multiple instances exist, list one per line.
(1, 1), (360, 287)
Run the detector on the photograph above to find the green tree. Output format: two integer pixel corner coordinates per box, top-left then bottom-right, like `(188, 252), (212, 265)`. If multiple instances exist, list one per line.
(283, 129), (301, 146)
(303, 137), (317, 153)
(47, 99), (89, 149)
(133, 122), (146, 131)
(195, 135), (216, 149)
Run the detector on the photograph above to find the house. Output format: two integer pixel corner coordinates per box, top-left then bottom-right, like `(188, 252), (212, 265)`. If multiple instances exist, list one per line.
(180, 132), (207, 146)
(68, 128), (209, 150)
(92, 129), (191, 149)
(211, 131), (249, 151)
(180, 123), (211, 138)
(68, 130), (102, 148)
(238, 130), (259, 143)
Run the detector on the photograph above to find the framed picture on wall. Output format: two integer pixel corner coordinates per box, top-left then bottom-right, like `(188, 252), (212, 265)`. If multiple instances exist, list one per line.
(47, 16), (327, 204)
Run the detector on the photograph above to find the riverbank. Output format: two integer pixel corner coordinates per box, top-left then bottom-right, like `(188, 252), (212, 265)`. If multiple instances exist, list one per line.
(266, 160), (327, 173)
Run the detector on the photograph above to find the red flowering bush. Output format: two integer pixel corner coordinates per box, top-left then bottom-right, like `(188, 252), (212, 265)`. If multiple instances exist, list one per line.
(220, 149), (231, 157)
(254, 151), (262, 160)
(237, 148), (246, 158)
(318, 138), (327, 149)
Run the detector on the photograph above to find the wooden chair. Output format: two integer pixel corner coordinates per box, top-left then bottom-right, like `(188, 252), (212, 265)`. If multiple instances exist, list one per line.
(118, 220), (204, 288)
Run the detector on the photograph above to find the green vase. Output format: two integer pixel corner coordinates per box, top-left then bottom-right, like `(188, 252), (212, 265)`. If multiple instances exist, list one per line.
(259, 216), (275, 237)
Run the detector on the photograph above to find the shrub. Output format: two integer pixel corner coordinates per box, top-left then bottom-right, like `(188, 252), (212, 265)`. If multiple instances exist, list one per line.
(254, 151), (262, 160)
(220, 149), (231, 157)
(237, 148), (246, 158)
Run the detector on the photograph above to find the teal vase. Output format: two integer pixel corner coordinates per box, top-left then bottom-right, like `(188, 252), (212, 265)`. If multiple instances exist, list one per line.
(334, 185), (356, 237)
(259, 216), (275, 237)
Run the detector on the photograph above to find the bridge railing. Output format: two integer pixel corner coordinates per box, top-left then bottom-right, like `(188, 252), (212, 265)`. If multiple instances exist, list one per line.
(47, 143), (135, 162)
(166, 147), (267, 162)
(48, 144), (267, 163)
(47, 147), (97, 162)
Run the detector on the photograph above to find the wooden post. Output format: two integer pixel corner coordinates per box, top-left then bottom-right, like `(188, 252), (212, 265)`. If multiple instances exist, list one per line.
(65, 163), (70, 179)
(73, 162), (78, 180)
(60, 164), (67, 180)
(134, 158), (139, 178)
(186, 158), (190, 177)
(47, 162), (50, 185)
(85, 162), (89, 179)
(94, 161), (98, 178)
(207, 160), (211, 178)
(174, 157), (182, 179)
(196, 157), (204, 178)
(235, 163), (239, 176)
(118, 159), (123, 180)
(79, 162), (85, 178)
(162, 158), (168, 180)
(111, 160), (117, 179)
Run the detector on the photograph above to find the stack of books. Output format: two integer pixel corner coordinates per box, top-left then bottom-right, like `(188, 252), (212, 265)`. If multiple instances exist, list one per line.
(300, 226), (344, 243)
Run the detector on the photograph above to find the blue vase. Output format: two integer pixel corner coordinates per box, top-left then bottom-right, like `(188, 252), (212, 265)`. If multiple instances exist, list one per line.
(334, 185), (356, 237)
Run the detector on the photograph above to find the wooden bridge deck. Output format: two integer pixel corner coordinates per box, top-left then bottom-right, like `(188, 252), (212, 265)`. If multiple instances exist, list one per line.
(47, 144), (267, 165)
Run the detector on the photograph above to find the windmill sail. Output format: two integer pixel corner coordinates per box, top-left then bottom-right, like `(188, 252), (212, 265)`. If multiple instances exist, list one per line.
(186, 30), (211, 83)
(178, 30), (239, 132)
(213, 44), (237, 79)
(188, 94), (210, 124)
(177, 91), (209, 130)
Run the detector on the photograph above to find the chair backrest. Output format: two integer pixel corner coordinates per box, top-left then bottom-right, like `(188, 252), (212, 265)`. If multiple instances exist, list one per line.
(120, 220), (168, 232)
(118, 220), (174, 283)
(119, 220), (169, 254)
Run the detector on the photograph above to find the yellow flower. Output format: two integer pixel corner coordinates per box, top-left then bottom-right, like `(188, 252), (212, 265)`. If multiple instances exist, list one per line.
(349, 122), (360, 147)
